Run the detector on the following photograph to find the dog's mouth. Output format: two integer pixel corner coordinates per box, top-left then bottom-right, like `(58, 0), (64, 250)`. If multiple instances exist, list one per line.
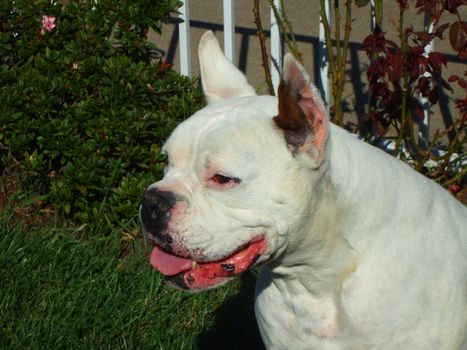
(148, 236), (266, 290)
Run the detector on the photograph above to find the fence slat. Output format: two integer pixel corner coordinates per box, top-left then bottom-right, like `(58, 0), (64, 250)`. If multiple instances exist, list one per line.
(318, 0), (330, 110)
(370, 0), (376, 33)
(179, 0), (191, 77)
(270, 0), (282, 93)
(418, 13), (434, 147)
(223, 0), (236, 64)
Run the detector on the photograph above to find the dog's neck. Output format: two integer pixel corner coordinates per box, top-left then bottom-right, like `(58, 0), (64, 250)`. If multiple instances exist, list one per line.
(265, 124), (405, 297)
(262, 174), (355, 339)
(327, 124), (419, 249)
(268, 167), (356, 298)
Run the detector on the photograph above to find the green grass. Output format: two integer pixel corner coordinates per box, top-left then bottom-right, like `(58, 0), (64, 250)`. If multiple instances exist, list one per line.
(0, 215), (263, 349)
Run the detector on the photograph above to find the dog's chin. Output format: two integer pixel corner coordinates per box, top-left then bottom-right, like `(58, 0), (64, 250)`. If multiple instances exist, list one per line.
(148, 236), (267, 291)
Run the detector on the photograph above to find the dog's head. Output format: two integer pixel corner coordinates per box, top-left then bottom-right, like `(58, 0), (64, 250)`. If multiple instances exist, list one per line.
(140, 31), (330, 291)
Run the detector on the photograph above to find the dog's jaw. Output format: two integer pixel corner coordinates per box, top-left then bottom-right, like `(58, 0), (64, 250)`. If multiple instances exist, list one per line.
(148, 234), (267, 291)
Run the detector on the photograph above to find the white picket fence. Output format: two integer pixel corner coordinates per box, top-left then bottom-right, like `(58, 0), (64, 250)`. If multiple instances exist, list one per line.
(178, 0), (329, 102)
(176, 0), (433, 141)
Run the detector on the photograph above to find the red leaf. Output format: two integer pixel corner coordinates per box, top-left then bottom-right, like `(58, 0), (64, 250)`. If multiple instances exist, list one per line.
(416, 0), (445, 24)
(459, 45), (467, 59)
(428, 52), (447, 71)
(387, 52), (404, 81)
(449, 21), (467, 52)
(449, 184), (461, 194)
(434, 22), (450, 39)
(414, 31), (433, 44)
(160, 60), (173, 70)
(410, 46), (425, 56)
(363, 30), (397, 56)
(397, 0), (409, 9)
(446, 0), (467, 14)
(408, 48), (428, 77)
(455, 98), (467, 113)
(417, 76), (431, 96)
(448, 75), (460, 82)
(459, 79), (467, 89)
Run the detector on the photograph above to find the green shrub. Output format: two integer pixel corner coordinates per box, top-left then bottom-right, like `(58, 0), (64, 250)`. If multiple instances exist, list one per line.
(0, 0), (203, 229)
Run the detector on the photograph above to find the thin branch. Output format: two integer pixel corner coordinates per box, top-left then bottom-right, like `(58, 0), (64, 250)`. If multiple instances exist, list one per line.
(443, 167), (467, 186)
(334, 0), (341, 67)
(394, 8), (408, 157)
(319, 0), (337, 79)
(279, 0), (301, 61)
(334, 0), (352, 126)
(339, 0), (352, 73)
(268, 0), (302, 63)
(253, 0), (275, 95)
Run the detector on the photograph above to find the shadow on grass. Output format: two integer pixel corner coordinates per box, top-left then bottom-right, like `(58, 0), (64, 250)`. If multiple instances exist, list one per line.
(197, 271), (266, 350)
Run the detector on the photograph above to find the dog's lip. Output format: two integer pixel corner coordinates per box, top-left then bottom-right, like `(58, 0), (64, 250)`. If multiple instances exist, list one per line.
(148, 235), (266, 289)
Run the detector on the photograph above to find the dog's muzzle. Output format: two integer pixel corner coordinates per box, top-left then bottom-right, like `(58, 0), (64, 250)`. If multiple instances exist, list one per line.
(140, 187), (268, 291)
(140, 189), (177, 246)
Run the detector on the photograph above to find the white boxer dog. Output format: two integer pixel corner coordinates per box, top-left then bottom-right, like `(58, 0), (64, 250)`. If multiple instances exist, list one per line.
(140, 30), (467, 349)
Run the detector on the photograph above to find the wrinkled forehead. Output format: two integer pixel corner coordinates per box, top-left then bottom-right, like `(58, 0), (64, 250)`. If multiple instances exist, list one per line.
(163, 95), (280, 157)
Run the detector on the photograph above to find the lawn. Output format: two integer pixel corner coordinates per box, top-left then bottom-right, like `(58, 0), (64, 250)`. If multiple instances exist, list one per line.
(0, 214), (264, 349)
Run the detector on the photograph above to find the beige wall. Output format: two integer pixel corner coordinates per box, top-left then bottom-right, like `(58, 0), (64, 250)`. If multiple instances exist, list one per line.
(150, 1), (465, 133)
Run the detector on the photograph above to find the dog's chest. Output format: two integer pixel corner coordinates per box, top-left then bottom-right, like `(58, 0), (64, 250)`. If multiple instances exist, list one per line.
(254, 268), (349, 350)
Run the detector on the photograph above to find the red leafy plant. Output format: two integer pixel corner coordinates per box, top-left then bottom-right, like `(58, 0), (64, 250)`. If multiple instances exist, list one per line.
(362, 0), (466, 188)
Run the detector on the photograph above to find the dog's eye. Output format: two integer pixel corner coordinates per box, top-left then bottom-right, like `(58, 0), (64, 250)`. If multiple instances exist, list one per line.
(210, 174), (241, 186)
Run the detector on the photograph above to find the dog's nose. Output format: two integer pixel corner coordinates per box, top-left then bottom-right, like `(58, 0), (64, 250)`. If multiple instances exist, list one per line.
(140, 189), (176, 233)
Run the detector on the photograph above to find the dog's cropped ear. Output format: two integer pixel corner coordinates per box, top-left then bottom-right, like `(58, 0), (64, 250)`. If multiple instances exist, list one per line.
(198, 31), (256, 104)
(273, 54), (329, 168)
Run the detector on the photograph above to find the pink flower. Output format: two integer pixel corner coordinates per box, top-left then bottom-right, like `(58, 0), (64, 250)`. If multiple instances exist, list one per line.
(41, 15), (56, 32)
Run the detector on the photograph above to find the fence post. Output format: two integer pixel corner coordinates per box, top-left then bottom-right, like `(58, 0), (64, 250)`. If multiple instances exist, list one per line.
(223, 0), (236, 64)
(318, 0), (330, 110)
(179, 0), (191, 77)
(270, 0), (282, 93)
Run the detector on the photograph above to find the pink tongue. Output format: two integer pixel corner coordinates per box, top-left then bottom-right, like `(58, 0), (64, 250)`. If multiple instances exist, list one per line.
(150, 245), (192, 276)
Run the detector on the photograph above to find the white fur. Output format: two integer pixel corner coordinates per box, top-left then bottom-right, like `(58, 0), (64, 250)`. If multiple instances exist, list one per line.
(152, 31), (467, 349)
(255, 123), (467, 349)
(198, 30), (256, 103)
